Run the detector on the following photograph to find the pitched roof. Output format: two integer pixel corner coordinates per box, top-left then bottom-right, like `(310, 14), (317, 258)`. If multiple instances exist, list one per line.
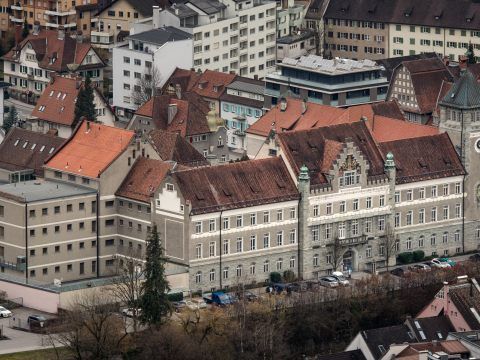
(173, 157), (299, 214)
(97, 0), (168, 17)
(449, 282), (480, 330)
(324, 0), (480, 31)
(379, 133), (465, 184)
(31, 77), (84, 127)
(401, 58), (455, 114)
(3, 30), (104, 73)
(377, 53), (439, 81)
(312, 350), (366, 360)
(116, 157), (172, 203)
(361, 324), (414, 359)
(366, 116), (438, 142)
(45, 121), (135, 178)
(397, 340), (469, 358)
(405, 316), (454, 342)
(278, 122), (386, 187)
(162, 67), (202, 94)
(440, 71), (480, 109)
(0, 128), (64, 177)
(148, 129), (209, 166)
(126, 26), (192, 46)
(193, 70), (236, 99)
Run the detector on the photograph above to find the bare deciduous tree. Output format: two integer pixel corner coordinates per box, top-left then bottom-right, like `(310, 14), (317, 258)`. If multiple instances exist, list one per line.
(131, 66), (162, 107)
(381, 223), (398, 271)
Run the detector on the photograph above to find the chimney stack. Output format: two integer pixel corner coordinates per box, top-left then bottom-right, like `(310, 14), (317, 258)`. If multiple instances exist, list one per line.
(58, 26), (65, 41)
(168, 103), (178, 124)
(280, 97), (287, 112)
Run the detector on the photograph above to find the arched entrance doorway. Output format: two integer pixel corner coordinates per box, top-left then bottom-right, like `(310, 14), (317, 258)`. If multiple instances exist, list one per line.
(342, 250), (355, 272)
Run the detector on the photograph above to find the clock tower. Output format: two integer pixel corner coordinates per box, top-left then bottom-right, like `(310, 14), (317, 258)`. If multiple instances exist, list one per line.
(438, 70), (480, 251)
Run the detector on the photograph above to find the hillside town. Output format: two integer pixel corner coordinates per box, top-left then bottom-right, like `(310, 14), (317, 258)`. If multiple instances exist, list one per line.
(1, 0), (480, 359)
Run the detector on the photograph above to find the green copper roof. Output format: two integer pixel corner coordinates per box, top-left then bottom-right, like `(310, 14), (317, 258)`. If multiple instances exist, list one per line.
(440, 71), (480, 109)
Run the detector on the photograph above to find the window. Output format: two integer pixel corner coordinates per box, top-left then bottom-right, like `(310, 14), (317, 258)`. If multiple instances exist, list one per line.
(263, 211), (270, 223)
(236, 237), (243, 252)
(313, 254), (319, 267)
(325, 224), (332, 239)
(276, 259), (283, 271)
(455, 182), (461, 194)
(338, 222), (346, 239)
(454, 230), (460, 242)
(406, 238), (412, 250)
(209, 269), (216, 282)
(353, 199), (359, 211)
(419, 236), (425, 248)
(341, 170), (358, 186)
(209, 219), (216, 232)
(276, 231), (283, 246)
(67, 204), (72, 212)
(250, 213), (256, 225)
(378, 216), (385, 231)
(443, 184), (449, 196)
(366, 246), (372, 258)
(236, 265), (243, 277)
(431, 234), (437, 246)
(105, 219), (114, 227)
(290, 207), (296, 219)
(406, 211), (413, 225)
(195, 272), (202, 284)
(209, 242), (215, 257)
(290, 256), (295, 269)
(455, 203), (461, 218)
(443, 206), (449, 220)
(236, 215), (243, 227)
(313, 205), (319, 217)
(223, 217), (229, 230)
(223, 267), (229, 279)
(326, 203), (332, 214)
(223, 239), (229, 255)
(419, 188), (425, 199)
(340, 201), (346, 213)
(431, 207), (437, 222)
(365, 219), (372, 233)
(394, 212), (400, 227)
(431, 186), (437, 198)
(195, 221), (202, 234)
(264, 260), (270, 273)
(443, 232), (448, 244)
(366, 197), (372, 209)
(277, 210), (283, 221)
(379, 195), (385, 207)
(419, 209), (425, 224)
(195, 244), (202, 259)
(406, 190), (413, 201)
(250, 235), (256, 250)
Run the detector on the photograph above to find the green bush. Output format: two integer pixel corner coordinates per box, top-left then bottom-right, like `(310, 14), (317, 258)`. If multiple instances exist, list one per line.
(167, 292), (184, 302)
(412, 250), (425, 262)
(270, 272), (282, 283)
(283, 270), (295, 282)
(397, 252), (414, 264)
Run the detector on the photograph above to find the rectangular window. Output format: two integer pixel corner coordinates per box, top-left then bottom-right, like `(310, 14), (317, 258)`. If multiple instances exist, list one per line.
(263, 211), (270, 223)
(236, 215), (243, 227)
(455, 203), (461, 218)
(365, 219), (372, 233)
(353, 199), (359, 211)
(276, 231), (283, 246)
(250, 235), (256, 250)
(431, 207), (437, 222)
(419, 209), (425, 224)
(379, 195), (385, 207)
(378, 216), (385, 231)
(209, 242), (215, 257)
(105, 239), (114, 246)
(195, 221), (202, 234)
(340, 201), (346, 213)
(325, 224), (332, 239)
(276, 210), (283, 221)
(326, 203), (332, 214)
(223, 239), (229, 254)
(455, 182), (461, 194)
(195, 244), (202, 259)
(394, 213), (400, 227)
(223, 217), (229, 230)
(312, 226), (319, 242)
(419, 188), (425, 199)
(406, 190), (413, 201)
(313, 205), (319, 217)
(209, 219), (216, 232)
(236, 237), (243, 252)
(406, 211), (413, 225)
(263, 233), (270, 248)
(289, 229), (296, 244)
(290, 208), (296, 219)
(431, 186), (437, 198)
(366, 197), (372, 209)
(443, 184), (449, 196)
(443, 206), (449, 220)
(250, 213), (256, 225)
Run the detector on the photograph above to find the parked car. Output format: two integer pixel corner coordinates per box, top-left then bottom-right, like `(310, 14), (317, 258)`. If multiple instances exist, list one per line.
(286, 282), (303, 293)
(430, 258), (451, 268)
(191, 298), (208, 309)
(266, 283), (287, 294)
(27, 315), (47, 327)
(319, 276), (339, 288)
(0, 306), (12, 317)
(331, 271), (350, 286)
(203, 291), (232, 306)
(470, 253), (480, 262)
(409, 264), (431, 272)
(172, 301), (186, 313)
(238, 291), (258, 302)
(390, 267), (405, 277)
(439, 257), (456, 266)
(121, 308), (142, 317)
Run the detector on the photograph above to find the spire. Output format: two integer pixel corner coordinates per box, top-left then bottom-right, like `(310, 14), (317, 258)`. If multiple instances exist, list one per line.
(299, 164), (310, 181)
(384, 152), (395, 171)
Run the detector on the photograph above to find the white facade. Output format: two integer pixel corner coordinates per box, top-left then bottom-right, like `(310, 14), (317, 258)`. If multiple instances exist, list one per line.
(276, 32), (316, 61)
(152, 0), (277, 79)
(112, 36), (193, 116)
(276, 0), (306, 38)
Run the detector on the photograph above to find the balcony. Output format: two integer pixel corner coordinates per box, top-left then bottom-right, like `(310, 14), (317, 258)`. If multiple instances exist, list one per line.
(337, 235), (369, 246)
(10, 4), (22, 10)
(0, 257), (25, 272)
(233, 129), (245, 136)
(46, 21), (76, 28)
(9, 15), (23, 23)
(45, 9), (76, 16)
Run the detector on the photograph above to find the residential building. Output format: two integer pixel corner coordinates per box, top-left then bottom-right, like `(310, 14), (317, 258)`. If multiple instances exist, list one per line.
(303, 0), (330, 56)
(276, 0), (306, 38)
(220, 77), (264, 155)
(276, 29), (316, 62)
(377, 53), (440, 82)
(152, 0), (277, 79)
(324, 0), (480, 62)
(29, 76), (115, 138)
(0, 128), (64, 183)
(127, 92), (231, 163)
(2, 26), (106, 103)
(0, 0), (11, 38)
(387, 57), (455, 123)
(309, 351), (366, 360)
(112, 26), (193, 117)
(264, 55), (389, 108)
(382, 341), (470, 360)
(92, 0), (164, 49)
(448, 331), (480, 359)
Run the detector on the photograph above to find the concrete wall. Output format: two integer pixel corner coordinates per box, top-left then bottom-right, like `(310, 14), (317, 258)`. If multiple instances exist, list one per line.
(0, 279), (60, 313)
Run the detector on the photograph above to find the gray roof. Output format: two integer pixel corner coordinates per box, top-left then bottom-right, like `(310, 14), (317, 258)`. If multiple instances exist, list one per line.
(227, 79), (265, 95)
(169, 3), (198, 18)
(441, 71), (480, 109)
(127, 26), (192, 45)
(185, 0), (226, 14)
(277, 29), (315, 44)
(0, 180), (96, 203)
(98, 0), (167, 17)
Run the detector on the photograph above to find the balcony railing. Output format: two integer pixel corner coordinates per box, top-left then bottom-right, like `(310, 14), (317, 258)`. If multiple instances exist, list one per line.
(337, 235), (369, 246)
(0, 258), (25, 272)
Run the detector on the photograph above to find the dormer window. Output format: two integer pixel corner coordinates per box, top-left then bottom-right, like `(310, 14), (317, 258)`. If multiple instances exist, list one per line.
(213, 85), (219, 92)
(38, 105), (46, 112)
(49, 90), (54, 97)
(340, 170), (358, 187)
(39, 145), (45, 152)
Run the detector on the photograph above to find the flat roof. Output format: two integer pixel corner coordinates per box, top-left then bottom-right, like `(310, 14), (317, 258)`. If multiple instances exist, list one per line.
(227, 79), (264, 95)
(127, 26), (192, 46)
(0, 179), (96, 203)
(277, 30), (315, 44)
(281, 55), (383, 75)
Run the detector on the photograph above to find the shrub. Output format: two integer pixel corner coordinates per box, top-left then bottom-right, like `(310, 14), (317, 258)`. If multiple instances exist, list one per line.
(167, 292), (183, 302)
(397, 252), (414, 264)
(283, 270), (295, 282)
(270, 272), (282, 283)
(412, 250), (425, 262)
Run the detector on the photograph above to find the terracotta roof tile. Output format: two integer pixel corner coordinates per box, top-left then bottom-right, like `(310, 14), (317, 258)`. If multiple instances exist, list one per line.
(379, 133), (465, 184)
(46, 121), (135, 178)
(173, 157), (299, 214)
(368, 116), (439, 142)
(116, 157), (172, 203)
(0, 128), (65, 177)
(148, 129), (209, 166)
(192, 70), (236, 99)
(162, 67), (201, 94)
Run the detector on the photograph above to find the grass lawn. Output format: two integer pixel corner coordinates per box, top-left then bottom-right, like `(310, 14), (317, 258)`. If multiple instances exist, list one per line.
(0, 348), (70, 360)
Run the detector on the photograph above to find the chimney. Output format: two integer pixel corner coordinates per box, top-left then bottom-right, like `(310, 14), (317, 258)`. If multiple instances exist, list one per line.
(175, 84), (182, 100)
(168, 103), (178, 124)
(301, 99), (307, 114)
(76, 30), (83, 43)
(58, 26), (65, 41)
(459, 55), (468, 72)
(280, 98), (287, 112)
(33, 21), (40, 35)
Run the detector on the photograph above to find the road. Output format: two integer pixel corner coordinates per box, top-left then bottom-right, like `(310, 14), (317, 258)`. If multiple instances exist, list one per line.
(5, 98), (34, 121)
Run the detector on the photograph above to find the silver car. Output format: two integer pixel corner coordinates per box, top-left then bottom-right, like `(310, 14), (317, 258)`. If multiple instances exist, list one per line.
(319, 276), (339, 288)
(331, 271), (350, 286)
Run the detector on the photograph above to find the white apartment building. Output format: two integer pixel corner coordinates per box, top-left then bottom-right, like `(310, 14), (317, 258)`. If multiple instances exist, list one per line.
(112, 26), (193, 117)
(389, 24), (480, 60)
(276, 0), (306, 38)
(152, 0), (277, 79)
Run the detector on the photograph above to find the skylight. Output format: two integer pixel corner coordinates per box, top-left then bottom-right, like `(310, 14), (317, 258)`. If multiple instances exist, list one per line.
(31, 143), (36, 150)
(14, 139), (19, 146)
(22, 141), (28, 148)
(49, 91), (54, 97)
(49, 147), (55, 154)
(39, 145), (45, 152)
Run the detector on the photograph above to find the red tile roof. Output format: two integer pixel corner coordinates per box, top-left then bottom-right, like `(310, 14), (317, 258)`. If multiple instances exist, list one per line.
(173, 157), (299, 214)
(162, 67), (202, 94)
(3, 29), (104, 73)
(148, 129), (209, 166)
(379, 133), (465, 184)
(45, 121), (135, 178)
(367, 116), (438, 142)
(191, 70), (236, 100)
(116, 157), (172, 203)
